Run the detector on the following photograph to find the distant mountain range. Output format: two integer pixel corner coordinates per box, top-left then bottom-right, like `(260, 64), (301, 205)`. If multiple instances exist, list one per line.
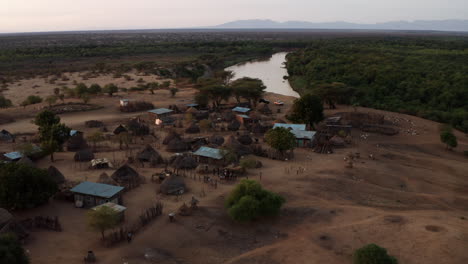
(213, 19), (468, 32)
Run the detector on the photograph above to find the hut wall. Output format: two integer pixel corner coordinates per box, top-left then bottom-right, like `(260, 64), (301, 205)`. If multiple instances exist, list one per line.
(74, 194), (122, 208)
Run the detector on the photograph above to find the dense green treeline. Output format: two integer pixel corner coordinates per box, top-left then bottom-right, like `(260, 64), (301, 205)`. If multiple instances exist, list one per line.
(286, 37), (468, 132)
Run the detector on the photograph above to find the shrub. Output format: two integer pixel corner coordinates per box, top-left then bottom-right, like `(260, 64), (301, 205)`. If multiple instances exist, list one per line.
(0, 95), (12, 108)
(170, 87), (179, 97)
(440, 130), (457, 150)
(0, 163), (58, 209)
(353, 244), (398, 264)
(225, 179), (285, 222)
(265, 127), (296, 155)
(239, 158), (257, 169)
(0, 233), (29, 264)
(20, 95), (42, 107)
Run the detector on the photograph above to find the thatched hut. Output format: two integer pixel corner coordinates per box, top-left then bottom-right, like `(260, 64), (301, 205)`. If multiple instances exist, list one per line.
(84, 120), (104, 128)
(17, 156), (35, 167)
(225, 136), (252, 156)
(208, 135), (224, 146)
(74, 149), (94, 162)
(237, 134), (253, 145)
(136, 145), (163, 164)
(258, 104), (272, 115)
(67, 132), (88, 151)
(166, 138), (190, 153)
(48, 166), (65, 184)
(185, 123), (200, 134)
(111, 164), (140, 188)
(0, 129), (14, 143)
(170, 154), (198, 170)
(163, 130), (180, 145)
(97, 173), (117, 185)
(127, 118), (150, 136)
(160, 175), (186, 195)
(113, 124), (127, 135)
(227, 120), (241, 131)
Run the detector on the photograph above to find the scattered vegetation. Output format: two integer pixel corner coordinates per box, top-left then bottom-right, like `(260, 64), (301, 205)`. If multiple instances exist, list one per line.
(353, 244), (398, 264)
(20, 95), (42, 107)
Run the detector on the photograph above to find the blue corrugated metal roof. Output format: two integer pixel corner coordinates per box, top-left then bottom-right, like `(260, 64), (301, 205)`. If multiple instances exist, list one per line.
(186, 103), (198, 107)
(273, 123), (306, 131)
(70, 181), (124, 198)
(4, 151), (23, 160)
(232, 107), (251, 113)
(193, 146), (224, 160)
(237, 114), (250, 119)
(70, 130), (79, 136)
(291, 130), (316, 140)
(148, 108), (174, 115)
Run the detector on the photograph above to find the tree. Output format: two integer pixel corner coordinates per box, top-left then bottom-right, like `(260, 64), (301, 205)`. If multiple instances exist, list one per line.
(103, 83), (118, 96)
(87, 206), (119, 240)
(88, 84), (102, 94)
(148, 82), (159, 94)
(74, 83), (88, 97)
(0, 95), (12, 108)
(440, 130), (457, 150)
(115, 132), (131, 150)
(45, 95), (57, 107)
(313, 82), (354, 109)
(265, 127), (296, 156)
(353, 244), (398, 264)
(288, 93), (324, 127)
(41, 139), (59, 162)
(0, 233), (29, 264)
(194, 93), (209, 108)
(87, 131), (105, 151)
(230, 77), (266, 107)
(53, 87), (61, 96)
(34, 110), (70, 161)
(0, 163), (58, 209)
(81, 93), (91, 104)
(20, 95), (42, 107)
(34, 110), (60, 128)
(170, 87), (179, 97)
(225, 179), (285, 222)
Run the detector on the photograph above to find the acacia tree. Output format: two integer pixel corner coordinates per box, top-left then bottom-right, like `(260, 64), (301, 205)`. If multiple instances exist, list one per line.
(229, 77), (266, 107)
(34, 110), (71, 162)
(87, 206), (119, 240)
(287, 93), (324, 128)
(353, 244), (398, 264)
(313, 82), (354, 109)
(440, 130), (457, 150)
(0, 233), (29, 264)
(265, 127), (296, 156)
(103, 83), (118, 96)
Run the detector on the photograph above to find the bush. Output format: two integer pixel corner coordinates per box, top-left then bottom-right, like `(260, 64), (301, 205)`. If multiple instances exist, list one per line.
(225, 179), (285, 222)
(239, 158), (257, 169)
(0, 233), (29, 264)
(0, 163), (58, 209)
(20, 95), (42, 107)
(0, 95), (12, 108)
(353, 244), (398, 264)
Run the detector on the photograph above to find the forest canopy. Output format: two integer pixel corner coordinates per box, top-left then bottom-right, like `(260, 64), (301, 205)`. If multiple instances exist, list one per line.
(286, 37), (468, 132)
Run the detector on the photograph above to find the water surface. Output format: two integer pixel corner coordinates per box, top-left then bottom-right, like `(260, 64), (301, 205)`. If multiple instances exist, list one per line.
(226, 52), (300, 98)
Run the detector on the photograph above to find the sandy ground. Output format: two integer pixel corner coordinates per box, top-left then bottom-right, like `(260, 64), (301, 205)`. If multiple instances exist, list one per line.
(1, 73), (468, 264)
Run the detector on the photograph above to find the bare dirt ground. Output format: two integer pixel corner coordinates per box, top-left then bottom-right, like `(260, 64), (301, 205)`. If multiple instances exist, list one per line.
(1, 74), (468, 264)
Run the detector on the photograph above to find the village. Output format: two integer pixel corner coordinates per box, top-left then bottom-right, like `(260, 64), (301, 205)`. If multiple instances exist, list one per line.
(0, 69), (467, 264)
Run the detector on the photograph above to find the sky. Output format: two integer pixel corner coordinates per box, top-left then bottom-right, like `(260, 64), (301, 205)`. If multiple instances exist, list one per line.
(1, 0), (467, 33)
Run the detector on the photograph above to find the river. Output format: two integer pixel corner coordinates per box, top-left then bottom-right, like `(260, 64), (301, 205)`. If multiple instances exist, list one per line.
(225, 52), (300, 98)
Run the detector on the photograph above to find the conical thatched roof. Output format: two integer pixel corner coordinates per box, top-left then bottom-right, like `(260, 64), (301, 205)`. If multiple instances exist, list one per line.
(163, 130), (180, 145)
(113, 124), (127, 135)
(185, 123), (200, 134)
(227, 120), (241, 131)
(127, 118), (149, 136)
(111, 164), (139, 184)
(85, 120), (104, 128)
(258, 104), (272, 115)
(98, 172), (117, 185)
(170, 154), (198, 170)
(0, 129), (14, 142)
(67, 133), (88, 151)
(237, 134), (253, 145)
(225, 135), (252, 156)
(48, 166), (65, 184)
(17, 156), (35, 167)
(166, 137), (189, 153)
(160, 175), (186, 195)
(208, 135), (224, 146)
(137, 145), (163, 163)
(74, 149), (94, 162)
(186, 107), (198, 114)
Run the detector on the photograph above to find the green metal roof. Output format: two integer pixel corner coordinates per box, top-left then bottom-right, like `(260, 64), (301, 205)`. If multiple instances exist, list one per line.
(71, 181), (124, 198)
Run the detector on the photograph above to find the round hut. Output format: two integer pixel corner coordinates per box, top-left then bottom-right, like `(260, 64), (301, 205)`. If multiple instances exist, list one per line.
(258, 104), (272, 115)
(185, 123), (200, 134)
(227, 120), (241, 131)
(166, 137), (189, 153)
(170, 154), (198, 170)
(67, 133), (88, 151)
(48, 166), (65, 184)
(111, 164), (140, 188)
(74, 149), (95, 162)
(208, 135), (224, 146)
(225, 135), (252, 156)
(163, 130), (180, 145)
(160, 175), (186, 195)
(127, 118), (149, 136)
(97, 172), (117, 185)
(113, 124), (127, 135)
(237, 134), (253, 145)
(136, 145), (163, 164)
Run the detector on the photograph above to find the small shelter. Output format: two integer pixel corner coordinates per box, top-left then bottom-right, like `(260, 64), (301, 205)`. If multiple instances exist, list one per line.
(127, 118), (150, 136)
(74, 149), (94, 162)
(225, 136), (252, 156)
(136, 145), (163, 164)
(70, 181), (124, 208)
(113, 125), (128, 135)
(91, 202), (126, 222)
(111, 164), (140, 188)
(193, 146), (224, 165)
(148, 108), (174, 125)
(160, 175), (186, 195)
(291, 130), (316, 148)
(236, 114), (251, 125)
(0, 130), (14, 143)
(48, 166), (66, 184)
(3, 151), (22, 162)
(90, 158), (113, 169)
(170, 154), (198, 170)
(232, 106), (251, 114)
(166, 137), (190, 153)
(67, 130), (88, 151)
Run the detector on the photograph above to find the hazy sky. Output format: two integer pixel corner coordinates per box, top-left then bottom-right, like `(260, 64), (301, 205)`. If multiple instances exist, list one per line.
(1, 0), (467, 33)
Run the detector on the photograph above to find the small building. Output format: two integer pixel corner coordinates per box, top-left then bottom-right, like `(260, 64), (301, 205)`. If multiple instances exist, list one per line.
(3, 145), (42, 162)
(193, 146), (224, 165)
(91, 202), (126, 222)
(232, 107), (251, 115)
(291, 130), (316, 148)
(148, 108), (174, 125)
(0, 130), (14, 143)
(273, 123), (306, 131)
(120, 99), (130, 107)
(235, 114), (252, 125)
(90, 158), (113, 169)
(3, 151), (23, 162)
(71, 181), (124, 208)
